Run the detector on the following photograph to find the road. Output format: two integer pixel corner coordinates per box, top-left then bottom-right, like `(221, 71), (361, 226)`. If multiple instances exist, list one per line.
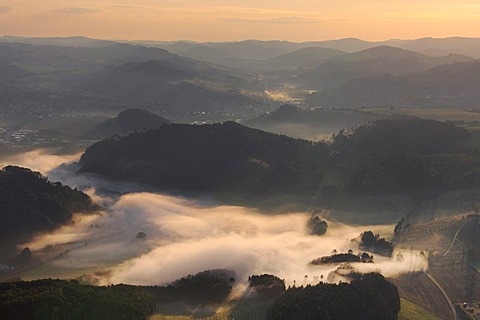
(425, 272), (458, 320)
(424, 219), (471, 320)
(442, 221), (467, 257)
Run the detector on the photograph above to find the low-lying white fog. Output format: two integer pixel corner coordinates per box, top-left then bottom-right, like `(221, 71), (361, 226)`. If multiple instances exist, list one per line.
(3, 149), (428, 286)
(0, 149), (82, 174)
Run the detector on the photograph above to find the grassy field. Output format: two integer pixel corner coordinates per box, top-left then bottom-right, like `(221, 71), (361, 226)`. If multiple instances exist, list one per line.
(399, 298), (442, 320)
(149, 298), (437, 320)
(149, 299), (272, 320)
(362, 108), (480, 122)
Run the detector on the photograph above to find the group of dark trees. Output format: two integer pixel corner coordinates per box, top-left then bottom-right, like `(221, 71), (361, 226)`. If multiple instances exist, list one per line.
(78, 118), (480, 201)
(269, 273), (400, 320)
(0, 166), (94, 246)
(148, 269), (234, 304)
(310, 252), (374, 265)
(357, 231), (395, 257)
(248, 274), (286, 299)
(307, 216), (328, 235)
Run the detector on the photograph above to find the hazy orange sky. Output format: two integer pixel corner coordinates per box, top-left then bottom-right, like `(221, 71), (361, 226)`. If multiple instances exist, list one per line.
(1, 0), (479, 41)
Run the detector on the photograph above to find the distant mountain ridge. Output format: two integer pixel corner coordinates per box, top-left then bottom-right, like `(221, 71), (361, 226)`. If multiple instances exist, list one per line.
(136, 37), (480, 70)
(0, 35), (117, 48)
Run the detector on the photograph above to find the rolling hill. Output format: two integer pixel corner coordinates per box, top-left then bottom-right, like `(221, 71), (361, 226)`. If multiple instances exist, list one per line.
(0, 41), (269, 122)
(308, 60), (480, 108)
(77, 59), (267, 117)
(155, 40), (353, 71)
(299, 46), (474, 90)
(260, 47), (346, 70)
(79, 121), (330, 196)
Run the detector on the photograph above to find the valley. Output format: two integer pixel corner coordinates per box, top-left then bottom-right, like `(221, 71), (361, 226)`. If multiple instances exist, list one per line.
(2, 33), (480, 319)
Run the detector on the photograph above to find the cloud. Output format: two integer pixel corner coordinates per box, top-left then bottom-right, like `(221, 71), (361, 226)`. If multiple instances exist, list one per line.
(109, 4), (151, 10)
(0, 5), (11, 13)
(57, 7), (100, 15)
(220, 16), (321, 25)
(269, 16), (321, 24)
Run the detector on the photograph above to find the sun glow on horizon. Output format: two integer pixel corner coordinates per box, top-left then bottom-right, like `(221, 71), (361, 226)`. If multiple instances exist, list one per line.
(0, 0), (479, 42)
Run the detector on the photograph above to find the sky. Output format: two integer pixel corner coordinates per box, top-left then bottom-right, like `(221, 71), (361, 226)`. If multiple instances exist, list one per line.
(0, 0), (480, 42)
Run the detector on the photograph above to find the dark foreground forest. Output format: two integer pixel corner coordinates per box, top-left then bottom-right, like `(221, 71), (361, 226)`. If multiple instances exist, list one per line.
(0, 272), (399, 320)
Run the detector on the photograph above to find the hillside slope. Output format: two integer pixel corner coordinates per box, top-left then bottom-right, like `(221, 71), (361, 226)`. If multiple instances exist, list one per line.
(308, 60), (480, 108)
(0, 166), (94, 243)
(299, 46), (473, 90)
(79, 122), (330, 195)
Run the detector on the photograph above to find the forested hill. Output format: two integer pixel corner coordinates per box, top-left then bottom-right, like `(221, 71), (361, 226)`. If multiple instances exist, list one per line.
(79, 122), (330, 195)
(327, 119), (476, 196)
(0, 166), (94, 242)
(79, 119), (479, 198)
(80, 109), (170, 140)
(331, 118), (468, 154)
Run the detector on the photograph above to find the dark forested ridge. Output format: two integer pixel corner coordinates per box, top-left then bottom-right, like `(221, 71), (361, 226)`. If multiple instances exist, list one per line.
(0, 166), (94, 242)
(328, 119), (478, 196)
(79, 121), (330, 195)
(79, 119), (480, 201)
(269, 273), (400, 320)
(331, 118), (468, 154)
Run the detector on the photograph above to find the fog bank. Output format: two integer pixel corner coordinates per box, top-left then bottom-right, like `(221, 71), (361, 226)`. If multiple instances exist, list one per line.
(26, 191), (427, 286)
(2, 149), (427, 286)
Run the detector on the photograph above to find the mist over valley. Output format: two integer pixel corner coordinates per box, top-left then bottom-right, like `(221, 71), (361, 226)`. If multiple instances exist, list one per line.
(2, 30), (480, 319)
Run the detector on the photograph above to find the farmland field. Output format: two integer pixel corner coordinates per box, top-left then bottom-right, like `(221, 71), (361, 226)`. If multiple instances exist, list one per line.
(399, 298), (442, 320)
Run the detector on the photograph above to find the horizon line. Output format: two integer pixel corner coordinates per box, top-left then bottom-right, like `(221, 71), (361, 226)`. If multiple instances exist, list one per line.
(2, 34), (480, 44)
